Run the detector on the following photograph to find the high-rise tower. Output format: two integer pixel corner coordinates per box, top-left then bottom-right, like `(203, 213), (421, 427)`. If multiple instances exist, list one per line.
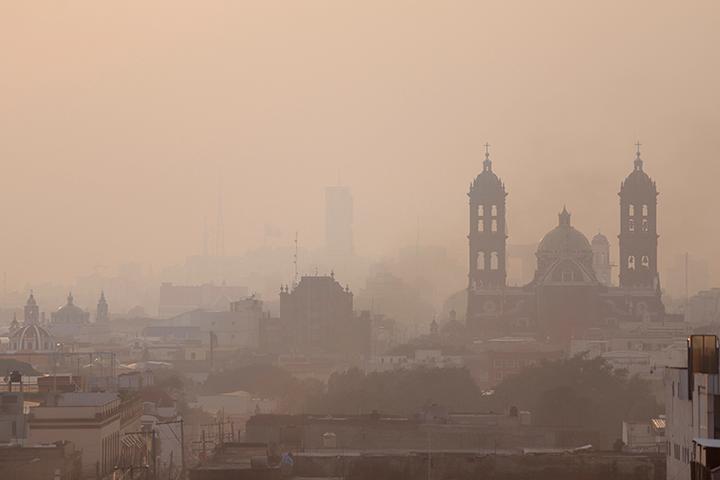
(325, 186), (354, 256)
(467, 145), (507, 326)
(96, 291), (109, 322)
(619, 144), (659, 289)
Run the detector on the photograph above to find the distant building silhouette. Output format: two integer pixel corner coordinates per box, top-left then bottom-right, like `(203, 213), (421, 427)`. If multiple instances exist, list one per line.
(325, 186), (354, 256)
(51, 293), (90, 325)
(96, 291), (109, 322)
(8, 292), (57, 353)
(279, 274), (368, 355)
(466, 146), (666, 344)
(592, 232), (612, 286)
(158, 282), (248, 317)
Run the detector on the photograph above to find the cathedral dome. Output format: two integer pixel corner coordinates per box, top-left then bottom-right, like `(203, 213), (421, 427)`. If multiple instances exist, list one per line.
(469, 149), (505, 194)
(9, 323), (56, 352)
(592, 232), (609, 245)
(620, 150), (656, 193)
(537, 207), (592, 256)
(52, 293), (90, 324)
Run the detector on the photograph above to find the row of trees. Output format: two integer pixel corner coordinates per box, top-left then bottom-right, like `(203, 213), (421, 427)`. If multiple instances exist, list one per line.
(202, 355), (661, 442)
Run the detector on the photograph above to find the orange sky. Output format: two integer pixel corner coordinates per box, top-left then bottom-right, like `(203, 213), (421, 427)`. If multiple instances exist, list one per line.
(1, 1), (718, 287)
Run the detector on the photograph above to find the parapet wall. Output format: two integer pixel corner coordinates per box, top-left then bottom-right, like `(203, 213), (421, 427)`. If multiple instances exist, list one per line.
(293, 451), (664, 480)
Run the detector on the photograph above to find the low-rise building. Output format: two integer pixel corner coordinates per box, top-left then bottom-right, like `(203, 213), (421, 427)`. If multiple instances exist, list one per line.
(0, 441), (82, 480)
(27, 392), (142, 478)
(622, 417), (665, 452)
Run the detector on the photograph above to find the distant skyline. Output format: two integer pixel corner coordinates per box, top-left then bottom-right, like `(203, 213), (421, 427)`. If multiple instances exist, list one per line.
(1, 1), (718, 287)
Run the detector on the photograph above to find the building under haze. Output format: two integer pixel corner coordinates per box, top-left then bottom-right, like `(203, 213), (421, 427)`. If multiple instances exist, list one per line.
(279, 274), (369, 355)
(466, 147), (666, 344)
(325, 186), (354, 256)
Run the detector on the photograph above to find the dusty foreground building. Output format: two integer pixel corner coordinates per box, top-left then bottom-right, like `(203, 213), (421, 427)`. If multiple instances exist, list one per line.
(0, 441), (82, 480)
(665, 335), (720, 480)
(189, 442), (664, 480)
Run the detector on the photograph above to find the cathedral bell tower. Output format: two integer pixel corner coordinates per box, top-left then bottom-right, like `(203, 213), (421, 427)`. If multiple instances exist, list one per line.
(24, 291), (39, 325)
(619, 143), (659, 289)
(467, 145), (507, 325)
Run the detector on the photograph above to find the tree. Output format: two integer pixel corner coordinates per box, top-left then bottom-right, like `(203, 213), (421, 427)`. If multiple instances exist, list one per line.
(307, 367), (482, 415)
(487, 354), (661, 446)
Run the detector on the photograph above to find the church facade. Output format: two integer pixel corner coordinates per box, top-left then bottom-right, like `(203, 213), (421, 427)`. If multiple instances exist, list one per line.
(466, 147), (665, 345)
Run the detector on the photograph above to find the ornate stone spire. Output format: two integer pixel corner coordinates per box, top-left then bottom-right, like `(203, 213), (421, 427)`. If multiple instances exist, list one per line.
(634, 141), (643, 171)
(559, 206), (571, 227)
(483, 142), (492, 172)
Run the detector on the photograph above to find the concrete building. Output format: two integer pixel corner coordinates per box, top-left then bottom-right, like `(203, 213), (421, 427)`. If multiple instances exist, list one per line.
(468, 337), (564, 388)
(0, 441), (82, 480)
(0, 392), (26, 444)
(279, 275), (369, 356)
(665, 335), (720, 479)
(162, 295), (263, 350)
(687, 288), (720, 325)
(27, 392), (142, 478)
(622, 418), (665, 452)
(158, 282), (248, 317)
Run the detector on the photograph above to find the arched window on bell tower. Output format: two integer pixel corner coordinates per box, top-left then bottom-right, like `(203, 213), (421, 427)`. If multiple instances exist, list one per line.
(477, 252), (485, 270)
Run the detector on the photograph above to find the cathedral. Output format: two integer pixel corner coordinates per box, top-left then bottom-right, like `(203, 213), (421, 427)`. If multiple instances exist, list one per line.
(466, 146), (666, 344)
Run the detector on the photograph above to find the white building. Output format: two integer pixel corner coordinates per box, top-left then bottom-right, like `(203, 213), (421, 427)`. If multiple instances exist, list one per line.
(27, 392), (142, 478)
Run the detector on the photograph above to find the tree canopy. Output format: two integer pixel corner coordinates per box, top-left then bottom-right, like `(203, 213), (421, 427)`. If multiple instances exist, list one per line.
(487, 354), (661, 443)
(306, 367), (482, 415)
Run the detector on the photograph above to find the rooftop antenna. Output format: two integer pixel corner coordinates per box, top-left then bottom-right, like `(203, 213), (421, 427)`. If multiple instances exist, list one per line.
(203, 216), (208, 257)
(685, 252), (690, 308)
(216, 176), (225, 257)
(293, 231), (299, 287)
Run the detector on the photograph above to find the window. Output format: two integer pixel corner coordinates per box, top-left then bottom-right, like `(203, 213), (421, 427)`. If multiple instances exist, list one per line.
(629, 204), (635, 216)
(491, 219), (498, 232)
(478, 205), (484, 217)
(477, 252), (485, 270)
(478, 219), (484, 232)
(628, 256), (636, 270)
(641, 219), (649, 232)
(628, 219), (635, 232)
(642, 204), (648, 216)
(562, 271), (573, 282)
(491, 205), (498, 216)
(491, 252), (499, 270)
(641, 256), (650, 268)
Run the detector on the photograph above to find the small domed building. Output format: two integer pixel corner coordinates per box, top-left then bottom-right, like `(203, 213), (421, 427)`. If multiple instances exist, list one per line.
(8, 293), (58, 353)
(51, 293), (90, 325)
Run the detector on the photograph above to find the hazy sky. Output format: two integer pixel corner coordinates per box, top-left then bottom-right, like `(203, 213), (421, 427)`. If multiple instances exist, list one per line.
(1, 1), (719, 287)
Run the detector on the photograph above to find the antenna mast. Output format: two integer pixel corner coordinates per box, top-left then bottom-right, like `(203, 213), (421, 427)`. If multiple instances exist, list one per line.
(216, 177), (225, 257)
(293, 231), (299, 287)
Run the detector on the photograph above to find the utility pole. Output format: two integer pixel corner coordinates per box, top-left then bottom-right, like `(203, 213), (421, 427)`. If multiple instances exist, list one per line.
(685, 252), (690, 308)
(155, 419), (185, 480)
(151, 430), (157, 480)
(180, 419), (185, 478)
(293, 231), (299, 287)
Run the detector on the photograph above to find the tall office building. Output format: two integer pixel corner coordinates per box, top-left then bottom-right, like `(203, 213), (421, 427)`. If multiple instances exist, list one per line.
(325, 186), (354, 256)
